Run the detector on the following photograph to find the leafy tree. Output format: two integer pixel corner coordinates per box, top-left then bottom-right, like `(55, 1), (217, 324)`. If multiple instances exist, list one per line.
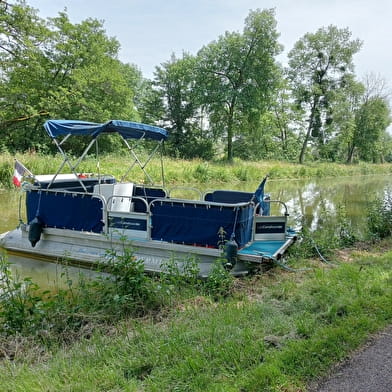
(0, 0), (52, 151)
(152, 53), (213, 159)
(266, 76), (303, 161)
(345, 74), (391, 163)
(196, 9), (282, 161)
(0, 2), (140, 153)
(379, 131), (392, 163)
(318, 75), (365, 162)
(349, 97), (391, 162)
(288, 25), (362, 163)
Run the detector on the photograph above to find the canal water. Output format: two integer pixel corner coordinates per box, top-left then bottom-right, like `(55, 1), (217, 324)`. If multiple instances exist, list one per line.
(1, 174), (392, 286)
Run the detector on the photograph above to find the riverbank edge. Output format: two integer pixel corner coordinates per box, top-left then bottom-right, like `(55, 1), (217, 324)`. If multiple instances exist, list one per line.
(1, 153), (392, 188)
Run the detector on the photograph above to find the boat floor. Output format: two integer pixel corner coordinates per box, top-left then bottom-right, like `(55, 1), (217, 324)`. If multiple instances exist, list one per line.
(239, 240), (286, 257)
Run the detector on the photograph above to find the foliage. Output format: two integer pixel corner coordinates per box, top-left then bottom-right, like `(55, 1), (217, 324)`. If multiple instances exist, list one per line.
(92, 240), (162, 316)
(1, 3), (390, 162)
(195, 9), (282, 161)
(1, 242), (391, 391)
(366, 188), (392, 240)
(289, 202), (358, 264)
(0, 255), (47, 335)
(202, 259), (235, 299)
(0, 1), (141, 154)
(288, 25), (363, 163)
(351, 97), (391, 162)
(2, 152), (392, 189)
(0, 238), (237, 342)
(152, 54), (215, 159)
(159, 254), (200, 291)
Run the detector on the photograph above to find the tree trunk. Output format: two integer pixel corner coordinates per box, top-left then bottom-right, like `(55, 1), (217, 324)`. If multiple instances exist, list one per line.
(299, 122), (312, 164)
(346, 144), (355, 164)
(299, 99), (318, 164)
(226, 100), (236, 162)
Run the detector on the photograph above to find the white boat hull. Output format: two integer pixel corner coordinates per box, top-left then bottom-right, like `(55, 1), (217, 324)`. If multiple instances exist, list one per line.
(1, 225), (260, 277)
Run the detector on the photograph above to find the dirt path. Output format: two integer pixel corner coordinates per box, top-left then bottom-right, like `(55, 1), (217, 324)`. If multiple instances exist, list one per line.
(309, 325), (392, 392)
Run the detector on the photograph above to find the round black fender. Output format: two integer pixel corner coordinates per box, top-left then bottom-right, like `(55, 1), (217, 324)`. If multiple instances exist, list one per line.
(224, 239), (238, 269)
(28, 216), (43, 247)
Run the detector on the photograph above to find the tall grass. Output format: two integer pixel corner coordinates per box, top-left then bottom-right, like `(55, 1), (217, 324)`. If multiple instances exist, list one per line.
(0, 242), (391, 391)
(1, 152), (392, 188)
(0, 242), (234, 343)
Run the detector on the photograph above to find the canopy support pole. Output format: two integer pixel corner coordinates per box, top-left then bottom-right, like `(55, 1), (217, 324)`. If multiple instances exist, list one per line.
(120, 133), (164, 185)
(48, 135), (97, 192)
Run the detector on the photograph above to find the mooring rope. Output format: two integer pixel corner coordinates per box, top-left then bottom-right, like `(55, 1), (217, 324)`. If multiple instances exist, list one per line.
(310, 237), (338, 266)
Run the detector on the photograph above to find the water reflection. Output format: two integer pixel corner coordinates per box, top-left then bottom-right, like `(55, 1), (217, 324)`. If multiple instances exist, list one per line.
(206, 174), (392, 234)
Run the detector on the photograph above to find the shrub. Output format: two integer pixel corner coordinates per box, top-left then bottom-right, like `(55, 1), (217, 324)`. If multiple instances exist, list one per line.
(202, 259), (234, 299)
(0, 255), (47, 335)
(366, 189), (392, 240)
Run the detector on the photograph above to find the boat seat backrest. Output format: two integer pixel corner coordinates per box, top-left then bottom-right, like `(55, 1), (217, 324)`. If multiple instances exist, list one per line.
(110, 183), (134, 212)
(204, 190), (253, 204)
(93, 183), (115, 204)
(133, 186), (167, 212)
(93, 183), (134, 212)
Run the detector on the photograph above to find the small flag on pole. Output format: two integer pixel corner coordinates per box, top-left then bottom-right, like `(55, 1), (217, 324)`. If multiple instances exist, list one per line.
(13, 159), (31, 187)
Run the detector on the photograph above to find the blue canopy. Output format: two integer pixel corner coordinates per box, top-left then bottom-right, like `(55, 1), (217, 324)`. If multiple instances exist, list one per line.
(43, 120), (168, 141)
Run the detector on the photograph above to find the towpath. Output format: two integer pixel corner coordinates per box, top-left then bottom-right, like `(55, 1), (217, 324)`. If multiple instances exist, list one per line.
(309, 324), (392, 392)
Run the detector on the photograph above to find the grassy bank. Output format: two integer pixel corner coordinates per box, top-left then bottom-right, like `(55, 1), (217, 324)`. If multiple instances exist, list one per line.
(0, 239), (391, 391)
(1, 152), (392, 188)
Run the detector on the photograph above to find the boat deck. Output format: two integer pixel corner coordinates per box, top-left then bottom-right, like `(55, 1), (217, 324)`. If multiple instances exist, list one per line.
(239, 240), (286, 257)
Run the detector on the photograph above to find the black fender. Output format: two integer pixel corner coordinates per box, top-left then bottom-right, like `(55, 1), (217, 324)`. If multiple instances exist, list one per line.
(28, 216), (43, 247)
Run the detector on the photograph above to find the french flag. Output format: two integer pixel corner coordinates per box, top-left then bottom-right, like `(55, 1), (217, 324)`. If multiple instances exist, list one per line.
(13, 159), (28, 187)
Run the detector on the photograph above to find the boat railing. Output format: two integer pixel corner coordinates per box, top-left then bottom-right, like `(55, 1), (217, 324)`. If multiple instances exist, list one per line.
(253, 200), (290, 241)
(149, 197), (252, 209)
(256, 199), (289, 217)
(106, 195), (149, 214)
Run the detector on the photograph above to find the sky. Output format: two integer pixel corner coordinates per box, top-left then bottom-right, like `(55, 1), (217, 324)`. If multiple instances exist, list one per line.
(24, 0), (392, 88)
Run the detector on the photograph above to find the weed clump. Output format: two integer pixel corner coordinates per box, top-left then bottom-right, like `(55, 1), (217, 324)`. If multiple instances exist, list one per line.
(0, 241), (235, 345)
(366, 188), (392, 240)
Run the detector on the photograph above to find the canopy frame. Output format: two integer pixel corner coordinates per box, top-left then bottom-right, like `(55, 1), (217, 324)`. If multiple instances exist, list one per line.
(43, 120), (168, 190)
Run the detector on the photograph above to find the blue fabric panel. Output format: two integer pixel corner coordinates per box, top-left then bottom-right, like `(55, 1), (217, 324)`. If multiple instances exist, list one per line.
(237, 205), (254, 245)
(44, 120), (168, 141)
(205, 190), (253, 204)
(253, 177), (271, 216)
(26, 191), (104, 233)
(150, 201), (254, 248)
(204, 192), (213, 202)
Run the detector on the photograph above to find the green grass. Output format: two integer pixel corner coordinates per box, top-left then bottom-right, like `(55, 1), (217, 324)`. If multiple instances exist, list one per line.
(0, 240), (391, 391)
(1, 152), (392, 188)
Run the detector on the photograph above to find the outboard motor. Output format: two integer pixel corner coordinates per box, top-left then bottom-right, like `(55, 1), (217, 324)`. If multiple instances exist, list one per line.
(28, 216), (43, 247)
(224, 235), (238, 269)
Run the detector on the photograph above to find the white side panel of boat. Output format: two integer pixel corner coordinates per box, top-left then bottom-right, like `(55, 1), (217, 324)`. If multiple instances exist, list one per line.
(0, 226), (252, 277)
